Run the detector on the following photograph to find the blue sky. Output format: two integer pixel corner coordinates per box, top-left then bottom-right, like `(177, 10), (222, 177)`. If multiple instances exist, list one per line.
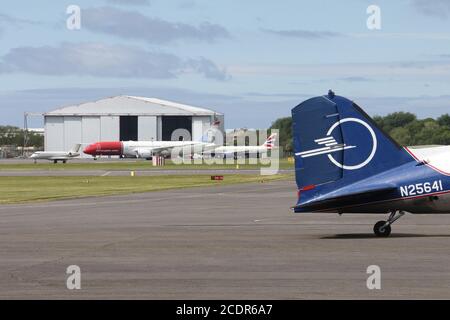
(0, 0), (450, 128)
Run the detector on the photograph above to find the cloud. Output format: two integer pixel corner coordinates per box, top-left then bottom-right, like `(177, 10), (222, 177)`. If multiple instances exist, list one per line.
(412, 0), (450, 18)
(185, 57), (230, 81)
(82, 6), (230, 44)
(261, 28), (343, 39)
(107, 0), (150, 5)
(339, 76), (374, 82)
(179, 1), (197, 9)
(228, 60), (450, 78)
(356, 95), (450, 119)
(0, 42), (228, 80)
(0, 13), (40, 26)
(244, 92), (310, 98)
(0, 13), (41, 36)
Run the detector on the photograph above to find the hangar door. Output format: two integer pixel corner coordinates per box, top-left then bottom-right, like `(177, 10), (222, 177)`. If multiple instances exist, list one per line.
(45, 116), (64, 151)
(82, 117), (101, 146)
(64, 116), (82, 152)
(120, 116), (138, 141)
(162, 116), (192, 141)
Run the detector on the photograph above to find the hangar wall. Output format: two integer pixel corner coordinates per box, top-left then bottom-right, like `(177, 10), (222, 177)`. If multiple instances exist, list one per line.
(44, 114), (216, 152)
(45, 115), (121, 156)
(192, 116), (212, 142)
(138, 116), (157, 141)
(43, 96), (224, 154)
(100, 116), (119, 141)
(64, 116), (82, 152)
(45, 117), (64, 151)
(82, 117), (101, 148)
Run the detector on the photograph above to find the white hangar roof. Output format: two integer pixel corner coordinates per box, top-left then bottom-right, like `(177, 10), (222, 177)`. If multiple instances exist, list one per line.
(44, 95), (221, 117)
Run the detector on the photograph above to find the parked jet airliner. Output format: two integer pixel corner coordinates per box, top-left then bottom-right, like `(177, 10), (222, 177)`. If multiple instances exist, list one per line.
(83, 139), (215, 159)
(292, 91), (450, 237)
(30, 144), (81, 163)
(211, 133), (277, 158)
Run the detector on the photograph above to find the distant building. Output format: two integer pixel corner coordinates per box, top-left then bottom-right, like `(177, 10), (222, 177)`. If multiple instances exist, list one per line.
(43, 96), (224, 154)
(28, 128), (44, 136)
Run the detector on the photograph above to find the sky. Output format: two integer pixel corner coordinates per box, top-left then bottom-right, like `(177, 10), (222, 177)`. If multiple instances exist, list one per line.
(0, 0), (450, 128)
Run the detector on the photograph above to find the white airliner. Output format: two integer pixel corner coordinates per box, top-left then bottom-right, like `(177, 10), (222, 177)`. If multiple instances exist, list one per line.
(84, 133), (276, 159)
(211, 133), (277, 158)
(30, 144), (81, 163)
(83, 140), (215, 159)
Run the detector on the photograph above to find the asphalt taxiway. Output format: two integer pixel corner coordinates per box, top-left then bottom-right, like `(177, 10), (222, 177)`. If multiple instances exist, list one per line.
(0, 180), (449, 299)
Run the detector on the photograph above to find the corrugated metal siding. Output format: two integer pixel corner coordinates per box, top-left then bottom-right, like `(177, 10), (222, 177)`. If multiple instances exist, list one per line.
(45, 116), (64, 151)
(192, 116), (211, 142)
(100, 116), (119, 141)
(64, 116), (82, 152)
(157, 116), (162, 140)
(138, 116), (157, 141)
(81, 116), (101, 146)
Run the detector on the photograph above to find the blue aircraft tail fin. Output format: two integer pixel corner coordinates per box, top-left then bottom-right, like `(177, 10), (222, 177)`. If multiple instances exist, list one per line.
(292, 91), (413, 191)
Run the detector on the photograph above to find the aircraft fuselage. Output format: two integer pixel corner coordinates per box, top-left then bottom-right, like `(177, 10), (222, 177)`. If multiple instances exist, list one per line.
(294, 145), (450, 214)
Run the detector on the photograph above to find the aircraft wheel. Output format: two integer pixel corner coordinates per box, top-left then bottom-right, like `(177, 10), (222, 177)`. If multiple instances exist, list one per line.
(373, 221), (391, 237)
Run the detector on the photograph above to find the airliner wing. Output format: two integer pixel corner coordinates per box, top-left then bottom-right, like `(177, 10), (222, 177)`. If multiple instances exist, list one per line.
(146, 147), (170, 154)
(134, 143), (203, 157)
(151, 143), (199, 153)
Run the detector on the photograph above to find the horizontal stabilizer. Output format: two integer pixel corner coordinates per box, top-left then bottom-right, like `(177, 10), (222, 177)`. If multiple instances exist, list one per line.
(293, 185), (396, 212)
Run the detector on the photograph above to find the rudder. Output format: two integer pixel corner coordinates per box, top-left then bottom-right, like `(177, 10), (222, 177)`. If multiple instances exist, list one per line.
(292, 91), (412, 190)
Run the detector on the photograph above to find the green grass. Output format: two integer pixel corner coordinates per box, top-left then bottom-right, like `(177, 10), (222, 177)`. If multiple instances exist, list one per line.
(0, 158), (294, 171)
(0, 174), (293, 204)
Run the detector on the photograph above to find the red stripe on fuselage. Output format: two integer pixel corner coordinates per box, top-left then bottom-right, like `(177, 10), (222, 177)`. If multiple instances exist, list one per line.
(98, 141), (123, 155)
(83, 141), (123, 156)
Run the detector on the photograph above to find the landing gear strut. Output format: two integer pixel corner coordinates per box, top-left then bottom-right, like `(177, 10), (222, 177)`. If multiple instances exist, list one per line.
(373, 210), (405, 237)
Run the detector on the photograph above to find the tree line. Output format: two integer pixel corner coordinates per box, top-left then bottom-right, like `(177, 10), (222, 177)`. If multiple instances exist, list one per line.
(0, 126), (44, 148)
(270, 112), (450, 153)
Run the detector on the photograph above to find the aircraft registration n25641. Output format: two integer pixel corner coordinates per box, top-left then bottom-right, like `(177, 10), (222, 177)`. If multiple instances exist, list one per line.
(291, 91), (450, 237)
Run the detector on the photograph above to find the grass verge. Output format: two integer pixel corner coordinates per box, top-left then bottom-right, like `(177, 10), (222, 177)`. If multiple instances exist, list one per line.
(0, 174), (293, 204)
(0, 159), (294, 171)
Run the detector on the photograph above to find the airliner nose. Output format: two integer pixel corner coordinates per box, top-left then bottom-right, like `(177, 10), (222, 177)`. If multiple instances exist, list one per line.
(83, 144), (96, 155)
(83, 142), (122, 156)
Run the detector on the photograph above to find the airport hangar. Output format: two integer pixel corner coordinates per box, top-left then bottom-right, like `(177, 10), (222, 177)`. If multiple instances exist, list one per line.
(43, 95), (224, 156)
